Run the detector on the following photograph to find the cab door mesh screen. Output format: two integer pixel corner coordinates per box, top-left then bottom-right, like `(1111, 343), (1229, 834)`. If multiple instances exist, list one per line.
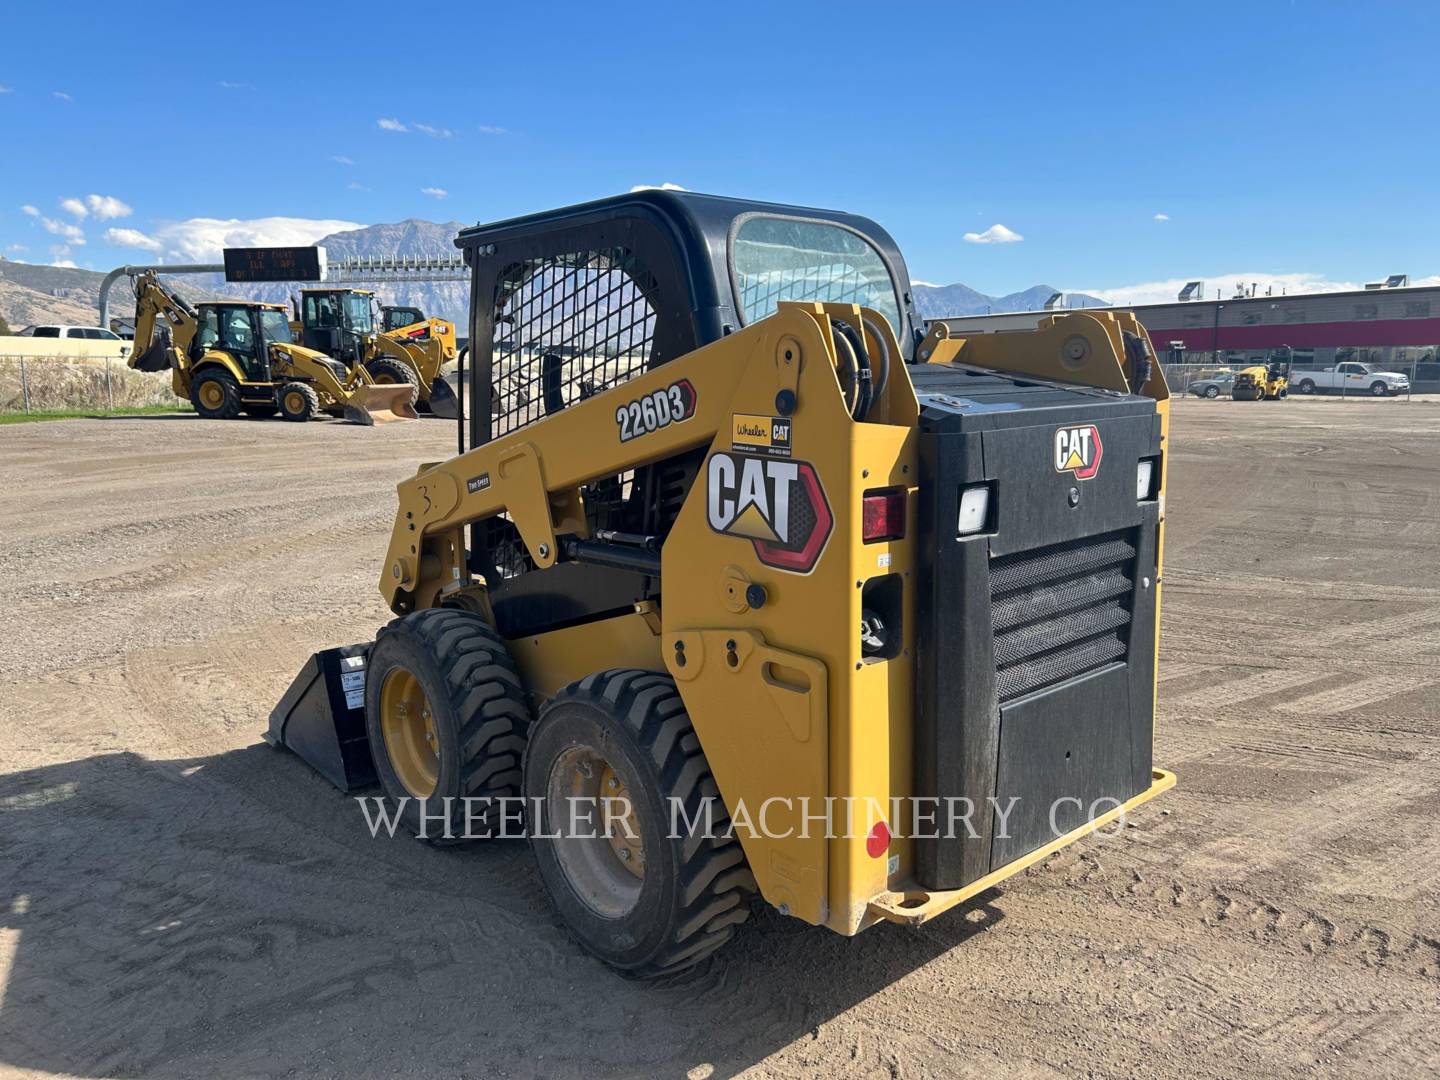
(490, 247), (657, 438)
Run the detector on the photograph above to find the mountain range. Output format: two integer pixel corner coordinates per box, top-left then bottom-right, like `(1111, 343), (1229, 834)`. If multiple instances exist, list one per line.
(0, 218), (1109, 331)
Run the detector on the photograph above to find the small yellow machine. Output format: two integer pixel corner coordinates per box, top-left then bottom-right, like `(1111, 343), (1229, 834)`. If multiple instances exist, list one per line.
(1231, 357), (1290, 400)
(128, 272), (418, 424)
(270, 192), (1173, 976)
(294, 288), (460, 418)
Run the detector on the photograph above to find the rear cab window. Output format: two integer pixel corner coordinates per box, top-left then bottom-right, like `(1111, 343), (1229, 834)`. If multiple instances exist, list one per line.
(730, 216), (902, 337)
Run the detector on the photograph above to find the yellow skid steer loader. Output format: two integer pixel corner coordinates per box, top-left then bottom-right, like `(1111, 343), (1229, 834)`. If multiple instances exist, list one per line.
(128, 272), (418, 425)
(268, 191), (1173, 975)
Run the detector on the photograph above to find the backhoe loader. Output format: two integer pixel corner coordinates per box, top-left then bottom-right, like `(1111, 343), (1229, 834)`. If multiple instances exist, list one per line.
(128, 272), (418, 425)
(268, 190), (1174, 976)
(294, 288), (460, 418)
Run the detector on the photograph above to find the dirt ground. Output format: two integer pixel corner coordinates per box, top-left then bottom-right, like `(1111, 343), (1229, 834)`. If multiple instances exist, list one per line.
(1, 397), (1437, 1079)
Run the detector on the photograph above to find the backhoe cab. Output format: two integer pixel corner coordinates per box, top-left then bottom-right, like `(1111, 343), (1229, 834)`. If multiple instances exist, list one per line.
(127, 271), (417, 425)
(270, 190), (1173, 976)
(296, 288), (460, 418)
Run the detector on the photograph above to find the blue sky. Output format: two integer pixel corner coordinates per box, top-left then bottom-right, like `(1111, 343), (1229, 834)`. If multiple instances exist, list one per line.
(2, 0), (1436, 302)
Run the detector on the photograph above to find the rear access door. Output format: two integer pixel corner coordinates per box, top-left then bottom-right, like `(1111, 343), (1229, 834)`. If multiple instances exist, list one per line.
(910, 365), (1162, 890)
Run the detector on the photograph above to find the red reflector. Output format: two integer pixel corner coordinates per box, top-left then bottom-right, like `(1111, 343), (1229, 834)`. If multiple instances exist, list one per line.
(866, 820), (891, 858)
(862, 489), (906, 543)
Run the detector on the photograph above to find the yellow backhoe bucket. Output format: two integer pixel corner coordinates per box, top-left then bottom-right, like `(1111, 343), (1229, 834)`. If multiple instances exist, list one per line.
(342, 383), (421, 426)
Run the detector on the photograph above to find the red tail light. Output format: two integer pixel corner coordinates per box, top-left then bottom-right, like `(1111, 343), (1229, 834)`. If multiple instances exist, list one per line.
(862, 488), (906, 543)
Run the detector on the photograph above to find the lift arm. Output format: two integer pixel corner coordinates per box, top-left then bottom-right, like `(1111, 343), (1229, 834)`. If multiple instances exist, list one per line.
(128, 270), (198, 373)
(379, 303), (863, 614)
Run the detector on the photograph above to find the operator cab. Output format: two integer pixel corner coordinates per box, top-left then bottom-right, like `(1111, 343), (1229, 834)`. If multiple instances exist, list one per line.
(299, 288), (376, 362)
(193, 301), (293, 381)
(453, 189), (922, 638)
(456, 189), (921, 451)
(381, 305), (426, 333)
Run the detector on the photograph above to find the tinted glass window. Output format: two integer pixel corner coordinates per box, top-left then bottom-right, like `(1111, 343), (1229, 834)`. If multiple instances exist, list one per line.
(197, 308), (220, 349)
(260, 309), (293, 345)
(33, 327), (60, 337)
(343, 293), (373, 333)
(732, 217), (901, 335)
(66, 328), (86, 338)
(384, 307), (423, 332)
(219, 309), (256, 353)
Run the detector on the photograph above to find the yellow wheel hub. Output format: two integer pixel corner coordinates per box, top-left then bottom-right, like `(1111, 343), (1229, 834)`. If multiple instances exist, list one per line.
(198, 382), (224, 409)
(284, 390), (306, 413)
(599, 764), (645, 878)
(379, 668), (438, 797)
(546, 747), (647, 917)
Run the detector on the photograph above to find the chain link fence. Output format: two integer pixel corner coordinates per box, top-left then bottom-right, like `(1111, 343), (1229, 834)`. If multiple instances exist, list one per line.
(0, 354), (190, 415)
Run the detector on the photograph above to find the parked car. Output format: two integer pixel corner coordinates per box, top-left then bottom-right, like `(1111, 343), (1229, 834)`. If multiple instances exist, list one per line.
(1291, 362), (1409, 397)
(22, 325), (131, 356)
(1187, 371), (1236, 398)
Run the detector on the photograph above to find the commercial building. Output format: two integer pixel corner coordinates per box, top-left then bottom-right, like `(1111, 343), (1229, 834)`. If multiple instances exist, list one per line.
(938, 280), (1440, 392)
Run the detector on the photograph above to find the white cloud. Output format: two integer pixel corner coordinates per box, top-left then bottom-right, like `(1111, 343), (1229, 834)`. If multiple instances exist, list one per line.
(217, 80), (251, 89)
(86, 194), (132, 220)
(348, 181), (371, 191)
(377, 117), (408, 132)
(60, 197), (88, 219)
(1066, 271), (1440, 307)
(21, 204), (40, 217)
(412, 122), (455, 139)
(150, 216), (363, 262)
(7, 243), (28, 252)
(105, 227), (162, 252)
(51, 258), (77, 267)
(52, 90), (72, 102)
(41, 217), (85, 244)
(477, 124), (506, 135)
(49, 244), (74, 264)
(1153, 213), (1170, 222)
(0, 85), (12, 94)
(420, 187), (448, 199)
(332, 155), (355, 165)
(911, 279), (941, 287)
(963, 224), (1023, 245)
(629, 182), (687, 192)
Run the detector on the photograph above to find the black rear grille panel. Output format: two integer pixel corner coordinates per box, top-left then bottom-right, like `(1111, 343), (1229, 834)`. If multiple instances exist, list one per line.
(990, 531), (1136, 703)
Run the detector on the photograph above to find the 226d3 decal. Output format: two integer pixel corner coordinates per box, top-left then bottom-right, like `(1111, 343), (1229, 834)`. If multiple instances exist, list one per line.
(616, 379), (696, 442)
(706, 452), (833, 573)
(1054, 423), (1103, 480)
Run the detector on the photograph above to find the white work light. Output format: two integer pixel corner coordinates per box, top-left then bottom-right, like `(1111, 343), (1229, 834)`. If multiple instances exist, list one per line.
(1136, 460), (1155, 501)
(957, 485), (990, 536)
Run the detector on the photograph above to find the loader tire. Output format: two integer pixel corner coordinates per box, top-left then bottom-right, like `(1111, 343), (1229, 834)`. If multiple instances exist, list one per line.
(365, 609), (530, 840)
(524, 669), (757, 977)
(365, 357), (421, 405)
(191, 369), (242, 419)
(278, 382), (319, 422)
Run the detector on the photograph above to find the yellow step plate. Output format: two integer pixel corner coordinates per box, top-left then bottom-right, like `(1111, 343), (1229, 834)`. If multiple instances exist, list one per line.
(867, 768), (1177, 927)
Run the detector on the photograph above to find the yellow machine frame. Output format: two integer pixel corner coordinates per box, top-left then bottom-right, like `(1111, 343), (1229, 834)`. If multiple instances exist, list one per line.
(375, 302), (1172, 934)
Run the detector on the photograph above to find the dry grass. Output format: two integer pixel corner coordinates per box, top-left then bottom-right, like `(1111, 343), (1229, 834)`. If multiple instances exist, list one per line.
(0, 357), (185, 413)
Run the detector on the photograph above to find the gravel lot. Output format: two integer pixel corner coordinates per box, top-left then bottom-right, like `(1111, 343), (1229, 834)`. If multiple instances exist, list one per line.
(1, 397), (1437, 1078)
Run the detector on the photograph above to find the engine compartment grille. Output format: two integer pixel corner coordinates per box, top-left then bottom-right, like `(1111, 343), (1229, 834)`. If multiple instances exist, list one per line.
(989, 531), (1136, 702)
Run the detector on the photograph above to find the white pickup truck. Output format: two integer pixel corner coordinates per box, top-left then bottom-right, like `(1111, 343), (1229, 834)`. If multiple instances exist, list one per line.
(1291, 362), (1410, 397)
